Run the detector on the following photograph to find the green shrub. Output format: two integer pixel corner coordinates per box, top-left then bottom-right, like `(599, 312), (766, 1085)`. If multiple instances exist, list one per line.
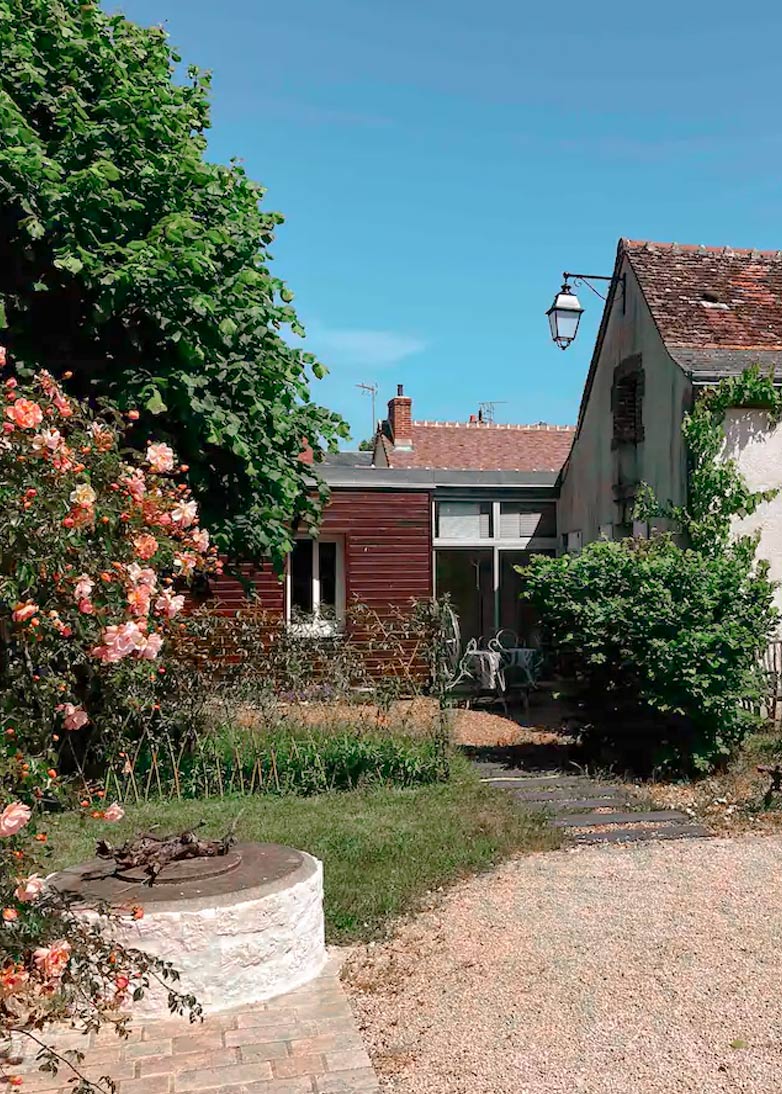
(522, 535), (778, 774)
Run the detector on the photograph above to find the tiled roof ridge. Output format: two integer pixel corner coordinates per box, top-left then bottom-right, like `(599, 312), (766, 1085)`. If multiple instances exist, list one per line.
(410, 420), (575, 431)
(623, 238), (782, 260)
(667, 341), (782, 350)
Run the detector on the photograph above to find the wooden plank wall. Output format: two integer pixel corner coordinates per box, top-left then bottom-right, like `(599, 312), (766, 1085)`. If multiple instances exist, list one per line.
(202, 489), (433, 616)
(186, 490), (433, 679)
(321, 489), (432, 609)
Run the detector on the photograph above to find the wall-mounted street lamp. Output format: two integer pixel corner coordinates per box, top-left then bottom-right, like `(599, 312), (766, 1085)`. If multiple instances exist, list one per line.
(546, 270), (626, 350)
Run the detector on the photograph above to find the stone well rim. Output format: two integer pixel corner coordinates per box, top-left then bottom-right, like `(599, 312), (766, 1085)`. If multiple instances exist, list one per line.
(52, 841), (317, 913)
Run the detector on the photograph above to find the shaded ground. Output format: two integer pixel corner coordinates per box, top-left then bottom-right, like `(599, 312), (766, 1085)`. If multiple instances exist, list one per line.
(344, 835), (782, 1094)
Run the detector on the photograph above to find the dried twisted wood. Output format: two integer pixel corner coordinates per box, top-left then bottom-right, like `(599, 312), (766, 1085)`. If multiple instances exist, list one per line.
(96, 816), (240, 886)
(757, 764), (782, 808)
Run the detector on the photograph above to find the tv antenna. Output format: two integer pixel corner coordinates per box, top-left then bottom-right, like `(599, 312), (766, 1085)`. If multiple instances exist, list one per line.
(477, 400), (507, 424)
(356, 382), (379, 435)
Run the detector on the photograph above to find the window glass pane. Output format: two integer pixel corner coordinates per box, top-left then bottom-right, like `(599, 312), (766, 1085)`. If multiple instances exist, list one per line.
(319, 541), (337, 618)
(290, 539), (313, 615)
(498, 550), (552, 647)
(435, 549), (494, 645)
(437, 502), (492, 539)
(499, 503), (556, 539)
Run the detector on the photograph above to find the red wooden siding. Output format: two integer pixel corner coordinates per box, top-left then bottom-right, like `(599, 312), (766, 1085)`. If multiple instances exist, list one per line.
(320, 489), (432, 610)
(204, 488), (432, 617)
(183, 488), (433, 680)
(207, 562), (285, 617)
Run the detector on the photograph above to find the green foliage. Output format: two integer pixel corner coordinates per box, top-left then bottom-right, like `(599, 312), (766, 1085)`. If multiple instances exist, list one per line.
(128, 723), (449, 800)
(0, 367), (216, 769)
(46, 755), (560, 945)
(636, 365), (782, 554)
(522, 536), (778, 773)
(0, 0), (349, 565)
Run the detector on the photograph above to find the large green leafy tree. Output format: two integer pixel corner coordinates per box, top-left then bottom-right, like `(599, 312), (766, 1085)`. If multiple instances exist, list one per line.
(0, 0), (348, 565)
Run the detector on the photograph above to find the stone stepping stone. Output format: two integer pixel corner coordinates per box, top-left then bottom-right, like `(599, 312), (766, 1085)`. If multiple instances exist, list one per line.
(572, 823), (711, 845)
(552, 809), (690, 828)
(480, 775), (584, 790)
(541, 798), (633, 813)
(511, 787), (622, 803)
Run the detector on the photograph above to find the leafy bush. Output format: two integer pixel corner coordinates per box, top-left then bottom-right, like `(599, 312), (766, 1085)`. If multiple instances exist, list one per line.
(0, 354), (211, 1085)
(523, 535), (778, 773)
(0, 0), (348, 563)
(0, 355), (218, 765)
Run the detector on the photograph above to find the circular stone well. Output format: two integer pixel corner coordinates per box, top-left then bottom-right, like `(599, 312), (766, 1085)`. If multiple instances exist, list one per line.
(53, 842), (326, 1016)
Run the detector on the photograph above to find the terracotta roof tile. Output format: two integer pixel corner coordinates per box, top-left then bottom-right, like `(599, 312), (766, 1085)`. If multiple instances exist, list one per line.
(384, 421), (574, 472)
(623, 239), (782, 353)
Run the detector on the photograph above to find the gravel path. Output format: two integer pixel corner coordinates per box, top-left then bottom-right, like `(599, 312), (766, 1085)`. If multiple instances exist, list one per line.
(344, 836), (782, 1093)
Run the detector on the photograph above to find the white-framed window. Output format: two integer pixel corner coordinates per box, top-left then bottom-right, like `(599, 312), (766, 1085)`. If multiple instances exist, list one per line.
(435, 501), (493, 540)
(286, 536), (345, 636)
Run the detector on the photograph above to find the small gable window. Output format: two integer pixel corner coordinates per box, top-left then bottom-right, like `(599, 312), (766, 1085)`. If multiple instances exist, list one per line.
(612, 356), (644, 446)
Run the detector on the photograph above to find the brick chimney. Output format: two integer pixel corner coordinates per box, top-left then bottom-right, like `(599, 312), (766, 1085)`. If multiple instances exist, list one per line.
(387, 384), (413, 449)
(298, 438), (314, 464)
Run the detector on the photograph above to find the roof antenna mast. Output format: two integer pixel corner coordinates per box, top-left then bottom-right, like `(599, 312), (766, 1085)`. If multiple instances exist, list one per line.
(477, 400), (507, 424)
(356, 382), (379, 434)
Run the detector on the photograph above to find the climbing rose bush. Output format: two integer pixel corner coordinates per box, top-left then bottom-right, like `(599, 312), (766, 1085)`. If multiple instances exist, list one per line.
(0, 750), (201, 1092)
(0, 353), (220, 760)
(0, 353), (214, 1084)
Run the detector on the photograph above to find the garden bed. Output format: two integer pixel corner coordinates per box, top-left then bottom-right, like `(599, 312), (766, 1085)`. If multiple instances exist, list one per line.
(628, 728), (782, 836)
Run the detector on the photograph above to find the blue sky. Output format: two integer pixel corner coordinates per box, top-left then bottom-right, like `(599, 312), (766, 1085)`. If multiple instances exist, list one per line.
(116, 0), (782, 443)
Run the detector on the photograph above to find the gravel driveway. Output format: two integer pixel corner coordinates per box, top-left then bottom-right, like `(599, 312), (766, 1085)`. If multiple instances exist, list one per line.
(344, 836), (782, 1093)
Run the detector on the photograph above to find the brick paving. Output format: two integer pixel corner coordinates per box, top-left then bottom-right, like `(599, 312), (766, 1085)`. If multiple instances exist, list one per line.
(6, 959), (378, 1094)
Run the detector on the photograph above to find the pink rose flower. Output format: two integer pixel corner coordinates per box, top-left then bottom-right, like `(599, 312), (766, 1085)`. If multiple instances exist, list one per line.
(56, 703), (89, 731)
(74, 574), (94, 602)
(155, 590), (185, 619)
(171, 500), (198, 528)
(15, 874), (45, 903)
(146, 442), (175, 473)
(52, 446), (74, 472)
(126, 564), (157, 590)
(53, 394), (73, 418)
(103, 802), (125, 823)
(133, 533), (158, 561)
(190, 528), (210, 553)
(127, 586), (151, 617)
(5, 399), (43, 429)
(0, 802), (32, 837)
(90, 423), (114, 452)
(93, 620), (146, 663)
(33, 940), (71, 979)
(174, 552), (197, 578)
(139, 632), (163, 660)
(32, 428), (62, 454)
(12, 601), (38, 623)
(122, 469), (146, 502)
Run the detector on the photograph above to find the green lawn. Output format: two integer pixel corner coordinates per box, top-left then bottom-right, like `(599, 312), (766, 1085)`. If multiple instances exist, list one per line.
(46, 755), (559, 944)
